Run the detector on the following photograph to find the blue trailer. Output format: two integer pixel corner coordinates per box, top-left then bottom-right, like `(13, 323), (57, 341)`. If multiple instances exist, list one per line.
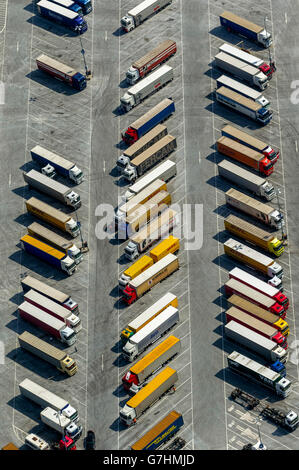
(220, 11), (272, 48)
(131, 410), (184, 450)
(36, 0), (88, 34)
(31, 145), (83, 184)
(75, 0), (92, 14)
(122, 98), (175, 145)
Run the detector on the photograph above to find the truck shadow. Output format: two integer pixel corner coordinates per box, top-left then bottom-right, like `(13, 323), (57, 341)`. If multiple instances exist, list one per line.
(26, 70), (81, 96)
(114, 141), (127, 150)
(119, 78), (129, 89)
(113, 298), (127, 311)
(9, 250), (68, 282)
(112, 27), (126, 37)
(117, 253), (130, 266)
(110, 339), (123, 354)
(109, 286), (120, 298)
(112, 354), (128, 369)
(112, 384), (127, 399)
(112, 105), (125, 117)
(109, 167), (121, 178)
(206, 151), (223, 165)
(27, 15), (80, 38)
(212, 253), (238, 273)
(115, 177), (129, 188)
(206, 174), (233, 193)
(209, 26), (267, 53)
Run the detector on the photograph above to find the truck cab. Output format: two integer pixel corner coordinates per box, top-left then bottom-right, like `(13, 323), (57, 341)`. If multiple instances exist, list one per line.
(61, 325), (76, 345)
(259, 155), (273, 174)
(60, 356), (77, 375)
(269, 238), (284, 257)
(76, 0), (92, 14)
(123, 164), (137, 181)
(124, 240), (139, 260)
(66, 191), (81, 209)
(123, 285), (137, 305)
(69, 165), (83, 183)
(41, 164), (56, 179)
(122, 127), (139, 145)
(257, 30), (272, 48)
(61, 256), (77, 276)
(58, 436), (76, 450)
(120, 404), (135, 425)
(276, 378), (292, 397)
(120, 92), (134, 112)
(122, 340), (137, 361)
(270, 210), (284, 230)
(121, 15), (135, 32)
(126, 66), (140, 85)
(253, 72), (268, 89)
(117, 155), (130, 171)
(68, 245), (82, 264)
(270, 360), (286, 376)
(285, 411), (299, 430)
(257, 107), (273, 126)
(66, 218), (80, 237)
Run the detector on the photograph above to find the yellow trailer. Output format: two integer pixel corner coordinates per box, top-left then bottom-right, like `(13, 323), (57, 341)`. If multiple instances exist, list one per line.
(149, 236), (180, 262)
(118, 255), (154, 291)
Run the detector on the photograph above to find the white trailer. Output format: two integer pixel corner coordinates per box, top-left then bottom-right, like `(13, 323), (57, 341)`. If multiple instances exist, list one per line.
(216, 75), (269, 107)
(218, 43), (273, 76)
(121, 0), (172, 32)
(40, 407), (82, 440)
(215, 52), (268, 90)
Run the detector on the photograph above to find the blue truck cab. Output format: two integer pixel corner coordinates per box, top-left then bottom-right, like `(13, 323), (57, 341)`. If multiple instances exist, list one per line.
(48, 0), (83, 16)
(75, 0), (92, 14)
(257, 107), (272, 125)
(270, 361), (286, 377)
(37, 0), (87, 34)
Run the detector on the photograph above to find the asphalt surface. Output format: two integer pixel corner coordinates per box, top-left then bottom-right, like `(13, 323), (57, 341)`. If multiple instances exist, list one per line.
(0, 0), (299, 451)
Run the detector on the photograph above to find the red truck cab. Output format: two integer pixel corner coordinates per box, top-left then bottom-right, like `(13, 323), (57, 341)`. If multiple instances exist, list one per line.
(122, 286), (136, 304)
(122, 371), (138, 391)
(259, 156), (273, 175)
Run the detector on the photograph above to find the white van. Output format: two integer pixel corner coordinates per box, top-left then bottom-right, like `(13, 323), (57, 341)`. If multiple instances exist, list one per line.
(25, 433), (50, 450)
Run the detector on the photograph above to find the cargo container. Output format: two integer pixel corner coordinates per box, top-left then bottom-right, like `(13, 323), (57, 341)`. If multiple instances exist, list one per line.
(215, 86), (272, 125)
(122, 336), (181, 392)
(18, 301), (76, 346)
(225, 321), (288, 363)
(27, 222), (83, 264)
(125, 210), (179, 260)
(1, 443), (19, 450)
(218, 160), (275, 201)
(119, 255), (154, 291)
(120, 65), (173, 112)
(218, 43), (275, 78)
(31, 145), (83, 184)
(122, 306), (179, 361)
(122, 98), (175, 145)
(224, 278), (285, 317)
(24, 289), (82, 333)
(36, 0), (87, 33)
(221, 124), (279, 163)
(225, 306), (287, 348)
(18, 331), (77, 376)
(123, 160), (176, 201)
(215, 52), (268, 90)
(217, 136), (273, 176)
(123, 253), (179, 304)
(20, 235), (76, 276)
(117, 125), (167, 171)
(19, 378), (79, 422)
(126, 40), (177, 84)
(219, 11), (272, 48)
(224, 215), (284, 257)
(224, 238), (283, 280)
(21, 275), (79, 314)
(121, 0), (172, 32)
(131, 410), (184, 450)
(40, 407), (82, 440)
(229, 267), (289, 309)
(25, 197), (79, 237)
(227, 351), (291, 397)
(48, 0), (83, 16)
(149, 236), (179, 262)
(23, 169), (81, 210)
(227, 294), (289, 335)
(122, 134), (177, 182)
(121, 292), (177, 341)
(36, 54), (86, 91)
(216, 75), (270, 107)
(225, 188), (283, 229)
(120, 367), (178, 425)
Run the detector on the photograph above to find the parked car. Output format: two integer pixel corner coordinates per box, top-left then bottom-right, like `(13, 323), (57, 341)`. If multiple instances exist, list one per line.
(85, 430), (95, 450)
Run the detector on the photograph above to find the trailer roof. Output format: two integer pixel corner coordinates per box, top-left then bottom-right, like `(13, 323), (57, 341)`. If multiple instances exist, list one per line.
(120, 179), (166, 216)
(220, 11), (264, 34)
(131, 134), (176, 167)
(19, 301), (65, 329)
(26, 197), (71, 224)
(133, 40), (176, 69)
(216, 74), (261, 100)
(128, 160), (175, 195)
(130, 253), (177, 288)
(128, 0), (165, 17)
(123, 255), (153, 278)
(221, 125), (267, 151)
(130, 97), (173, 130)
(131, 410), (181, 450)
(24, 289), (72, 320)
(126, 190), (170, 224)
(18, 331), (66, 360)
(129, 209), (177, 244)
(218, 159), (265, 185)
(28, 222), (72, 250)
(126, 367), (177, 408)
(128, 65), (172, 95)
(217, 135), (263, 161)
(228, 350), (280, 380)
(226, 306), (277, 335)
(229, 267), (279, 297)
(225, 188), (275, 216)
(224, 238), (274, 266)
(130, 306), (178, 344)
(21, 275), (69, 304)
(19, 378), (66, 409)
(41, 407), (70, 425)
(127, 292), (177, 330)
(124, 125), (167, 158)
(225, 278), (274, 306)
(215, 52), (262, 79)
(37, 0), (78, 18)
(36, 55), (78, 77)
(228, 294), (276, 320)
(225, 214), (274, 243)
(130, 336), (180, 375)
(225, 320), (277, 350)
(216, 85), (260, 111)
(24, 169), (70, 194)
(21, 234), (66, 260)
(31, 144), (73, 171)
(219, 43), (263, 67)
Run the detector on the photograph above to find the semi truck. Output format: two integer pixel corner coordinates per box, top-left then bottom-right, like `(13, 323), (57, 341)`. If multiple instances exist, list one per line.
(125, 210), (179, 260)
(24, 289), (82, 333)
(217, 136), (273, 176)
(18, 301), (76, 345)
(225, 307), (287, 348)
(19, 378), (79, 422)
(126, 40), (177, 84)
(224, 215), (284, 257)
(215, 52), (268, 90)
(218, 160), (275, 201)
(225, 188), (283, 229)
(219, 11), (272, 48)
(123, 160), (176, 201)
(123, 253), (179, 304)
(227, 295), (288, 334)
(122, 134), (177, 182)
(121, 0), (172, 32)
(48, 0), (83, 16)
(122, 98), (175, 144)
(18, 331), (77, 376)
(31, 145), (83, 184)
(36, 0), (87, 33)
(122, 306), (179, 361)
(23, 170), (81, 210)
(221, 124), (279, 164)
(120, 65), (173, 112)
(117, 125), (167, 172)
(25, 197), (80, 237)
(227, 351), (291, 397)
(21, 275), (79, 314)
(224, 238), (283, 280)
(120, 367), (178, 426)
(40, 407), (82, 440)
(230, 388), (298, 431)
(218, 43), (275, 78)
(229, 267), (289, 309)
(215, 86), (272, 125)
(225, 278), (285, 318)
(36, 54), (86, 91)
(20, 235), (77, 276)
(27, 222), (82, 264)
(122, 335), (181, 393)
(131, 410), (183, 450)
(225, 321), (287, 364)
(121, 292), (177, 341)
(216, 75), (270, 107)
(119, 255), (154, 291)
